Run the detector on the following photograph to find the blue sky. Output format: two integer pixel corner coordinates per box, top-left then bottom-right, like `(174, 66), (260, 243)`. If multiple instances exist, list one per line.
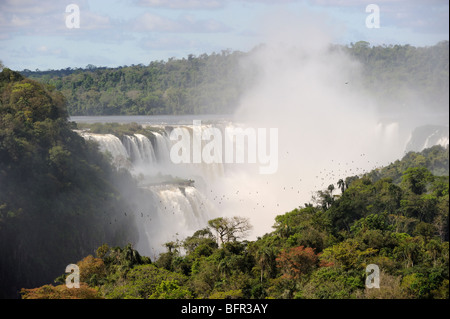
(0, 0), (448, 71)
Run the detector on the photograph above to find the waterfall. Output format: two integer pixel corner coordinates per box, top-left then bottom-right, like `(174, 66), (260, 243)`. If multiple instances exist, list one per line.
(422, 130), (449, 150)
(77, 125), (228, 256)
(405, 125), (449, 152)
(123, 134), (157, 165)
(80, 132), (130, 167)
(135, 184), (218, 255)
(153, 185), (213, 230)
(153, 131), (171, 163)
(76, 119), (448, 257)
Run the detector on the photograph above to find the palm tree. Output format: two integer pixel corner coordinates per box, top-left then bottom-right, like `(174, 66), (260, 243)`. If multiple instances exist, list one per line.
(327, 184), (335, 196)
(218, 258), (233, 277)
(256, 247), (275, 283)
(337, 179), (345, 194)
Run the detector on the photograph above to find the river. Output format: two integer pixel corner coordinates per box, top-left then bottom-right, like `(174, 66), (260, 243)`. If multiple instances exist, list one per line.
(69, 114), (233, 125)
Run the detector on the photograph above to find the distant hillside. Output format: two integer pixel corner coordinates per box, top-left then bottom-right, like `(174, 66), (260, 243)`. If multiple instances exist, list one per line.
(21, 50), (249, 116)
(20, 41), (449, 116)
(367, 145), (449, 184)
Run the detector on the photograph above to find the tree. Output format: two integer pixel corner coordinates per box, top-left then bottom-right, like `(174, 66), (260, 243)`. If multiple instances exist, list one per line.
(20, 283), (102, 299)
(256, 246), (276, 283)
(320, 239), (378, 271)
(208, 216), (252, 246)
(361, 272), (411, 299)
(316, 189), (334, 210)
(149, 280), (192, 299)
(0, 69), (140, 298)
(276, 246), (320, 280)
(77, 255), (106, 284)
(183, 228), (217, 257)
(393, 236), (423, 268)
(104, 264), (190, 299)
(328, 184), (335, 196)
(164, 241), (180, 254)
(337, 179), (345, 194)
(401, 167), (434, 195)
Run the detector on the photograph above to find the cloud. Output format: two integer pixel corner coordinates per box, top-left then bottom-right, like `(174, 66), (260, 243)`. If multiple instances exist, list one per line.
(75, 10), (113, 30)
(132, 12), (231, 33)
(137, 0), (224, 9)
(136, 0), (310, 10)
(133, 12), (180, 32)
(0, 0), (60, 15)
(35, 45), (68, 58)
(36, 45), (48, 53)
(382, 3), (449, 34)
(0, 0), (115, 38)
(308, 0), (446, 6)
(141, 35), (194, 50)
(306, 0), (449, 34)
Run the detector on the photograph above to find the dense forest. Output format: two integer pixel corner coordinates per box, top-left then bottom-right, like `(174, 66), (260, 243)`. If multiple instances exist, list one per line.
(21, 145), (449, 299)
(0, 68), (140, 298)
(21, 50), (249, 115)
(1, 42), (449, 299)
(20, 41), (449, 116)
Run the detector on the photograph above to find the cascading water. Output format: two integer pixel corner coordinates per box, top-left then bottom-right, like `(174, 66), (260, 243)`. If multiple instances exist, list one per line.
(123, 134), (157, 165)
(153, 131), (172, 163)
(74, 36), (449, 257)
(78, 124), (228, 256)
(130, 183), (219, 257)
(405, 125), (450, 152)
(80, 132), (130, 168)
(76, 116), (448, 257)
(78, 118), (447, 257)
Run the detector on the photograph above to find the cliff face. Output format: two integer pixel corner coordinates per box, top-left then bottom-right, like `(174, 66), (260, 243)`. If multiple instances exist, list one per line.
(0, 69), (138, 298)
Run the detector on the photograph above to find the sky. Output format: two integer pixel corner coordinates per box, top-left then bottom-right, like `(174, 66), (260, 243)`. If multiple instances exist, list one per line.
(0, 0), (448, 71)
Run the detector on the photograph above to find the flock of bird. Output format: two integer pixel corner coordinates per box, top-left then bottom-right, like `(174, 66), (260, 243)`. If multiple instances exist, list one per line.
(107, 151), (385, 227)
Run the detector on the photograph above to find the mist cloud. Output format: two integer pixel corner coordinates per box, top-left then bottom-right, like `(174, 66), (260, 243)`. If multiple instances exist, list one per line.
(213, 9), (411, 237)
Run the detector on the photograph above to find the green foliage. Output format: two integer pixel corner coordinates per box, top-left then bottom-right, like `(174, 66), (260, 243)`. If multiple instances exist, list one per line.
(299, 267), (365, 299)
(5, 65), (449, 298)
(150, 280), (192, 299)
(208, 216), (252, 245)
(344, 41), (449, 114)
(320, 239), (378, 271)
(21, 50), (251, 115)
(0, 69), (139, 298)
(12, 143), (450, 299)
(351, 213), (395, 234)
(368, 145), (449, 182)
(208, 289), (243, 299)
(21, 42), (449, 116)
(50, 148), (446, 299)
(104, 264), (190, 299)
(401, 167), (434, 195)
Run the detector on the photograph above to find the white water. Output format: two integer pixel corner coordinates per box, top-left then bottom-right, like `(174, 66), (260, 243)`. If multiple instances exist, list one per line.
(76, 114), (447, 257)
(80, 132), (130, 168)
(153, 131), (172, 163)
(78, 124), (228, 255)
(123, 134), (157, 165)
